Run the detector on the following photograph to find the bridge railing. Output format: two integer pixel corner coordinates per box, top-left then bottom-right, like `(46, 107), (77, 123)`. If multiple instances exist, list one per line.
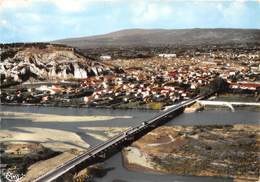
(33, 94), (207, 182)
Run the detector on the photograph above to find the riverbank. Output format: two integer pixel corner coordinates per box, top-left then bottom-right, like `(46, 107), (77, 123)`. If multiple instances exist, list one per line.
(0, 142), (62, 181)
(213, 93), (259, 102)
(0, 111), (131, 123)
(0, 102), (166, 110)
(0, 109), (131, 182)
(0, 142), (83, 182)
(0, 105), (157, 181)
(122, 125), (259, 181)
(184, 102), (204, 113)
(0, 110), (132, 152)
(1, 91), (259, 111)
(1, 105), (259, 182)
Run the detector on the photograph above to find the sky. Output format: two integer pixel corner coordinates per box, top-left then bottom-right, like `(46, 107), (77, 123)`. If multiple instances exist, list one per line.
(0, 0), (260, 43)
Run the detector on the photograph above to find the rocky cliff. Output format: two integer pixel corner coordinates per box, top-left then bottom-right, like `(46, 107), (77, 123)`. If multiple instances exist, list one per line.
(0, 44), (112, 87)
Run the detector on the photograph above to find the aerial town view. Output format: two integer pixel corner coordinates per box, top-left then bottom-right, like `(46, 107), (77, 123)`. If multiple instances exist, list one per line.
(0, 1), (260, 182)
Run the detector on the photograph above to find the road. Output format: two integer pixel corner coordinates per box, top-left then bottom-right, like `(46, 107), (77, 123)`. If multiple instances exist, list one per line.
(33, 96), (203, 182)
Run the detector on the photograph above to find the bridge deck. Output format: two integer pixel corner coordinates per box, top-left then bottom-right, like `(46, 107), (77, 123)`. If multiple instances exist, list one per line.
(33, 96), (203, 182)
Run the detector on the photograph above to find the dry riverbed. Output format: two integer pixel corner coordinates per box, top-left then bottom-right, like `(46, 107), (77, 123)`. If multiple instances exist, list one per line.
(0, 111), (129, 181)
(0, 111), (131, 122)
(0, 111), (130, 151)
(122, 125), (259, 181)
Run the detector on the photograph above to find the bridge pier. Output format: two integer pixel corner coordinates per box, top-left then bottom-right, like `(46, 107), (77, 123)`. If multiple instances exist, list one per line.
(150, 124), (157, 128)
(126, 136), (135, 141)
(224, 103), (235, 112)
(97, 153), (106, 159)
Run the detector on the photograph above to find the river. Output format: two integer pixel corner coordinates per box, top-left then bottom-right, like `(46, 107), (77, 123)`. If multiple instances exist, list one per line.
(0, 105), (158, 146)
(1, 105), (259, 182)
(95, 109), (259, 182)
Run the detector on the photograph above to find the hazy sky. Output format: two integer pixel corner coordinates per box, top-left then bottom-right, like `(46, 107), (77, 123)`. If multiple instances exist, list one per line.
(1, 0), (260, 43)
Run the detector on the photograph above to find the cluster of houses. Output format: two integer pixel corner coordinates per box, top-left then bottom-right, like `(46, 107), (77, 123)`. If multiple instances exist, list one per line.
(2, 49), (259, 108)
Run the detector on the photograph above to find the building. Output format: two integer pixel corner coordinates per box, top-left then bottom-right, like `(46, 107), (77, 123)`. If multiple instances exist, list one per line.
(100, 55), (111, 60)
(158, 54), (177, 58)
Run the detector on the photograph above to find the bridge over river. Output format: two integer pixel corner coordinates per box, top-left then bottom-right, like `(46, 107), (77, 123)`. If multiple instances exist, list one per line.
(33, 96), (204, 182)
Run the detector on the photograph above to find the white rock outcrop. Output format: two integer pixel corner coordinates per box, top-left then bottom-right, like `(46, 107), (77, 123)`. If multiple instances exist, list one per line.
(1, 45), (112, 85)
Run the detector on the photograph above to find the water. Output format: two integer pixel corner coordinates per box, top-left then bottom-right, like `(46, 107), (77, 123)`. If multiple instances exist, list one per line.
(2, 106), (259, 128)
(1, 105), (258, 182)
(0, 105), (159, 146)
(167, 110), (260, 125)
(96, 153), (232, 182)
(94, 109), (259, 182)
(0, 105), (158, 122)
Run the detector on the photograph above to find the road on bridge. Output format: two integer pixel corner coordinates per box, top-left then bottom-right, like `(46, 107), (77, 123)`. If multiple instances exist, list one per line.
(33, 96), (203, 182)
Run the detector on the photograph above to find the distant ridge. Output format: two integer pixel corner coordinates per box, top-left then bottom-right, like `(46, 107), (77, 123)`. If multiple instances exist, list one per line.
(54, 28), (260, 49)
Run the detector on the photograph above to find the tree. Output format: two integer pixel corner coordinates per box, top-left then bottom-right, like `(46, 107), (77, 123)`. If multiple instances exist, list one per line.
(200, 77), (229, 96)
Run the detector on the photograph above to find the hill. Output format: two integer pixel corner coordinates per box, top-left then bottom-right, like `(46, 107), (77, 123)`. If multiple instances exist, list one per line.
(54, 28), (260, 49)
(0, 44), (113, 87)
